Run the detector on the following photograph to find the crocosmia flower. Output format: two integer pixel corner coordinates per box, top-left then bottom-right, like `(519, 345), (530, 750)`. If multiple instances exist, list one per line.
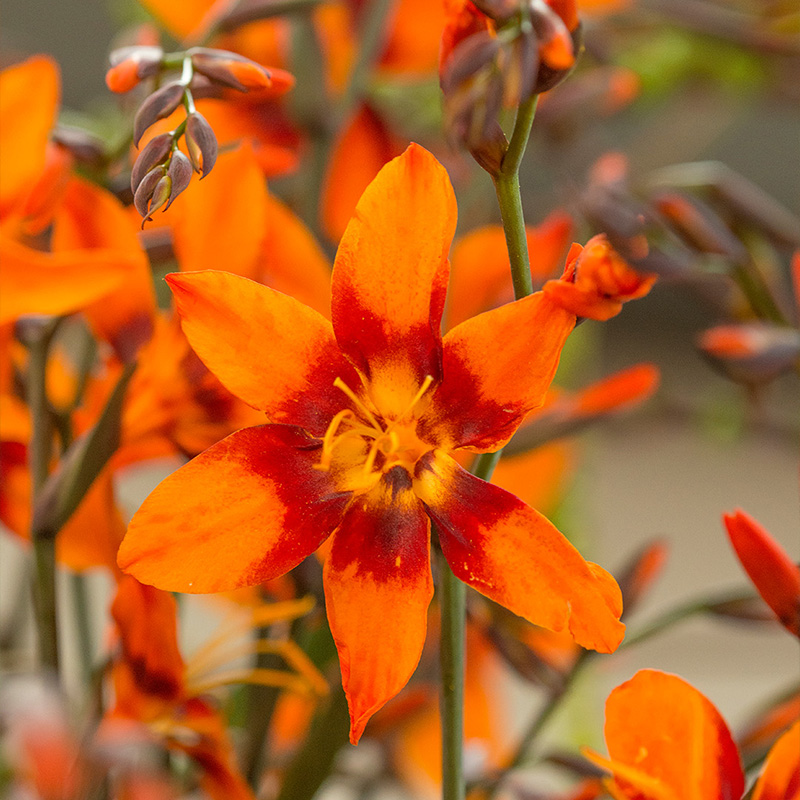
(119, 144), (625, 743)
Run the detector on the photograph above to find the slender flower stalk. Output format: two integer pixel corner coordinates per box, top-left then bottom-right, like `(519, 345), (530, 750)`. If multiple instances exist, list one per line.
(24, 318), (62, 673)
(440, 97), (540, 800)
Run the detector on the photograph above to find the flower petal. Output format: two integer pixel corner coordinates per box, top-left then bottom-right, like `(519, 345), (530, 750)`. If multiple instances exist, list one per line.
(324, 467), (433, 744)
(111, 575), (184, 700)
(724, 510), (800, 637)
(414, 451), (624, 653)
(331, 144), (457, 416)
(0, 235), (139, 325)
(752, 721), (800, 800)
(418, 293), (574, 451)
(0, 56), (59, 219)
(593, 669), (745, 800)
(119, 425), (350, 593)
(51, 176), (156, 359)
(167, 270), (355, 436)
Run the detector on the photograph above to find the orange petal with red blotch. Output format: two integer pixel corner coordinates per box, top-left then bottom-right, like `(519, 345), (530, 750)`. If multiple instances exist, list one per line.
(724, 510), (800, 637)
(752, 721), (800, 800)
(418, 292), (574, 451)
(414, 451), (624, 653)
(324, 469), (433, 744)
(331, 144), (456, 413)
(172, 144), (267, 280)
(167, 270), (355, 435)
(591, 669), (744, 800)
(0, 235), (139, 325)
(119, 425), (350, 593)
(0, 56), (59, 219)
(111, 574), (184, 700)
(321, 105), (401, 243)
(259, 192), (331, 317)
(51, 176), (156, 359)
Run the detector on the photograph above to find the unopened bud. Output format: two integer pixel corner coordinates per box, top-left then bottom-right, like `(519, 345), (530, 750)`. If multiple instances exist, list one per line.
(185, 112), (218, 177)
(106, 46), (163, 93)
(131, 132), (172, 193)
(133, 82), (185, 147)
(133, 166), (166, 218)
(190, 49), (294, 94)
(51, 126), (105, 165)
(163, 151), (192, 210)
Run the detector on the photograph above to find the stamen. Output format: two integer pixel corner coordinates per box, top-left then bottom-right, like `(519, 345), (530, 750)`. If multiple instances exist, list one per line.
(333, 377), (381, 429)
(385, 374), (435, 432)
(188, 668), (320, 698)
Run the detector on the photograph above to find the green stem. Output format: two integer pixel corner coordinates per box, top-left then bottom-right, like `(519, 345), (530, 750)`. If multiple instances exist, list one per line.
(439, 550), (467, 800)
(493, 96), (539, 299)
(440, 92), (540, 800)
(25, 319), (61, 674)
(70, 572), (94, 684)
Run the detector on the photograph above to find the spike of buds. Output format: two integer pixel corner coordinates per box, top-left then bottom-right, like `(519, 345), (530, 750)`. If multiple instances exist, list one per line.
(185, 112), (218, 177)
(133, 82), (185, 147)
(106, 46), (163, 93)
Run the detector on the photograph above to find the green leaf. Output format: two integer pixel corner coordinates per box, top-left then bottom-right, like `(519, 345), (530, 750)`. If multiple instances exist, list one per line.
(31, 361), (136, 539)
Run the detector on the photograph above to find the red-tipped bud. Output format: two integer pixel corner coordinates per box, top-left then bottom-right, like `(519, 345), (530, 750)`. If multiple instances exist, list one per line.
(131, 132), (172, 193)
(184, 112), (218, 177)
(529, 0), (582, 93)
(699, 323), (800, 384)
(133, 82), (185, 147)
(615, 539), (669, 617)
(190, 49), (294, 94)
(106, 46), (163, 93)
(723, 510), (800, 637)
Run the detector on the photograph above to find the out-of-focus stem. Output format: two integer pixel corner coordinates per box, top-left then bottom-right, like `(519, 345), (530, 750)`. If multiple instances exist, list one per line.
(26, 319), (61, 673)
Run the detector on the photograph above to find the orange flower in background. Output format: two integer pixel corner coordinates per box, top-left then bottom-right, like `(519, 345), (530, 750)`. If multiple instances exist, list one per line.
(584, 670), (799, 800)
(104, 576), (326, 800)
(723, 510), (800, 638)
(543, 234), (657, 321)
(119, 145), (625, 744)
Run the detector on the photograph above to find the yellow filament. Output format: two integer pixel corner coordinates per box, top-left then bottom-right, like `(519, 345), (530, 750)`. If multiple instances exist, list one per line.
(333, 376), (381, 429)
(189, 668), (319, 698)
(391, 374), (435, 426)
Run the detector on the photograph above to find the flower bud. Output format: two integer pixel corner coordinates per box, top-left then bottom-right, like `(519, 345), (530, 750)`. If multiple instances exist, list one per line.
(184, 112), (218, 177)
(190, 49), (294, 95)
(106, 46), (163, 93)
(133, 82), (185, 147)
(133, 166), (166, 218)
(163, 151), (193, 210)
(131, 132), (172, 193)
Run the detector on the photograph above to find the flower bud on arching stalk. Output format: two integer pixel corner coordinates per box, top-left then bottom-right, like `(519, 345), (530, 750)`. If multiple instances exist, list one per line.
(105, 46), (164, 93)
(131, 133), (172, 194)
(163, 151), (192, 210)
(190, 49), (294, 94)
(184, 112), (218, 178)
(133, 82), (185, 147)
(133, 167), (166, 218)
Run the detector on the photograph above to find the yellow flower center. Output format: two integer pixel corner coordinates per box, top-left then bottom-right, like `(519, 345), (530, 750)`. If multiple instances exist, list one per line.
(316, 375), (435, 493)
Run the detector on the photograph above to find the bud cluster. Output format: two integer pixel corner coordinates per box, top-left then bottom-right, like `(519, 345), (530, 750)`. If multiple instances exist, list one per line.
(439, 0), (582, 174)
(107, 45), (293, 222)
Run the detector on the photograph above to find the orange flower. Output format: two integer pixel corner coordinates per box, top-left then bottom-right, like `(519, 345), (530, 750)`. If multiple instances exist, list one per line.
(723, 510), (800, 638)
(583, 669), (745, 800)
(119, 145), (624, 744)
(543, 234), (657, 321)
(584, 670), (799, 800)
(104, 576), (326, 800)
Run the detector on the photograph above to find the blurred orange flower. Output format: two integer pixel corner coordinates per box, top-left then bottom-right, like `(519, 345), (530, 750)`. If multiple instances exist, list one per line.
(119, 145), (624, 744)
(584, 669), (799, 800)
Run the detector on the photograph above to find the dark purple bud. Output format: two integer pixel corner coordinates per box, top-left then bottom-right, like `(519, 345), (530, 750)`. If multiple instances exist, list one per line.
(133, 166), (165, 218)
(133, 82), (185, 147)
(51, 126), (106, 165)
(185, 112), (218, 177)
(131, 133), (172, 193)
(163, 151), (193, 211)
(440, 32), (500, 94)
(147, 175), (173, 217)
